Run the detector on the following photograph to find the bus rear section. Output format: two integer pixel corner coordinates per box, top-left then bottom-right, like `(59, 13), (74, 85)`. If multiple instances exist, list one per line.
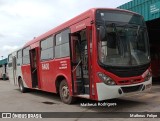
(8, 8), (152, 104)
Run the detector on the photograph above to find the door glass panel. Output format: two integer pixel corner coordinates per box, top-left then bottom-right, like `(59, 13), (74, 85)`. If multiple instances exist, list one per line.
(71, 29), (90, 95)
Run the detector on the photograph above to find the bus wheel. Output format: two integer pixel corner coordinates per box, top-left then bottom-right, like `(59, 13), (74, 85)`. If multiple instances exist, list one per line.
(18, 78), (26, 93)
(59, 80), (75, 104)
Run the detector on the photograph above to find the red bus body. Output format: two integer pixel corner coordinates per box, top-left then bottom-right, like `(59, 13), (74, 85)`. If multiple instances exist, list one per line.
(8, 8), (152, 103)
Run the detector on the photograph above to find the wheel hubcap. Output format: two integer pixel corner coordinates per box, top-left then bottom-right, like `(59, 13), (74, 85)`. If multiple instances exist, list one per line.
(62, 85), (69, 98)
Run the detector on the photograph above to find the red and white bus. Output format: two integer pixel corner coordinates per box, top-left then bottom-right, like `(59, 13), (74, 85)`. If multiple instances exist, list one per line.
(8, 8), (152, 104)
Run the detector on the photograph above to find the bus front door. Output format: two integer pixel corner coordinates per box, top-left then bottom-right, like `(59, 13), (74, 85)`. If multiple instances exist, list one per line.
(70, 27), (92, 96)
(29, 48), (39, 88)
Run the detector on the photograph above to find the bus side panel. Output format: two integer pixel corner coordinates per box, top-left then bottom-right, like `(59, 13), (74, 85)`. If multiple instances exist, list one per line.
(39, 60), (56, 92)
(39, 58), (72, 93)
(54, 58), (72, 93)
(21, 65), (32, 88)
(16, 65), (25, 86)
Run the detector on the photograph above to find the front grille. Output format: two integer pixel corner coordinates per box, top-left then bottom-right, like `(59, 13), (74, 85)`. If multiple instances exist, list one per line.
(121, 84), (143, 93)
(118, 79), (142, 85)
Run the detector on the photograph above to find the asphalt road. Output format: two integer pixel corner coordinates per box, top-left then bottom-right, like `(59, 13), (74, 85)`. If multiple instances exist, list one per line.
(0, 80), (160, 121)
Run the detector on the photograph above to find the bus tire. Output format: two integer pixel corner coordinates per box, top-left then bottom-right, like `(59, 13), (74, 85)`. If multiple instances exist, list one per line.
(18, 78), (26, 93)
(59, 80), (75, 104)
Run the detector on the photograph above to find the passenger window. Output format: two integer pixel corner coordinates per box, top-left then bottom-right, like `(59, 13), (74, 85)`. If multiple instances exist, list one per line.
(23, 46), (30, 64)
(17, 50), (22, 66)
(41, 36), (53, 60)
(8, 54), (13, 67)
(55, 29), (70, 58)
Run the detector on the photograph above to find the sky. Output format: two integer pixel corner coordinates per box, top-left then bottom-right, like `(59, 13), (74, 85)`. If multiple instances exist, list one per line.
(0, 0), (132, 59)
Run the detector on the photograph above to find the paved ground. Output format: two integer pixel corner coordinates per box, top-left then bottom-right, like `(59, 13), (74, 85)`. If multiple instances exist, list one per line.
(0, 80), (160, 121)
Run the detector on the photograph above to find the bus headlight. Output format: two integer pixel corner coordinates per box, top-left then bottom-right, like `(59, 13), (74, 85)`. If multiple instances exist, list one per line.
(144, 72), (151, 81)
(97, 72), (116, 85)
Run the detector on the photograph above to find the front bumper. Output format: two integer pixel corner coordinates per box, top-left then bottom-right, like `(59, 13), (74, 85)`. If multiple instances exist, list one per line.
(96, 77), (152, 101)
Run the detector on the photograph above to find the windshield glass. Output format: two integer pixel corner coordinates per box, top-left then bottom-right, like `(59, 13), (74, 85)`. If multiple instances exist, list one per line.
(96, 10), (150, 67)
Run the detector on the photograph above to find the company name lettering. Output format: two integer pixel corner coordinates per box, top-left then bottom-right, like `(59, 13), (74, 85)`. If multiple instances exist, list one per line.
(42, 63), (49, 70)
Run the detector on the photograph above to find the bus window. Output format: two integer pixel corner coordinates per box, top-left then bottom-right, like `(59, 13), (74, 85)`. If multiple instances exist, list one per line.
(55, 29), (70, 58)
(8, 54), (12, 67)
(41, 36), (53, 60)
(17, 50), (22, 66)
(22, 46), (30, 64)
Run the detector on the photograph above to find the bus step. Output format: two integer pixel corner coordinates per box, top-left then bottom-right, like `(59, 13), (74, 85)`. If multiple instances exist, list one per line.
(77, 94), (90, 99)
(77, 84), (84, 94)
(84, 85), (89, 94)
(76, 83), (89, 94)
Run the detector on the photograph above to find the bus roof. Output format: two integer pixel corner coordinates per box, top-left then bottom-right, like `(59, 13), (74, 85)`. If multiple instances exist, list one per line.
(23, 8), (140, 47)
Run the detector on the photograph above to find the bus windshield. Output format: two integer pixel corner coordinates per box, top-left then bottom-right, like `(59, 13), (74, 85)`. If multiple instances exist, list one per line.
(96, 10), (150, 67)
